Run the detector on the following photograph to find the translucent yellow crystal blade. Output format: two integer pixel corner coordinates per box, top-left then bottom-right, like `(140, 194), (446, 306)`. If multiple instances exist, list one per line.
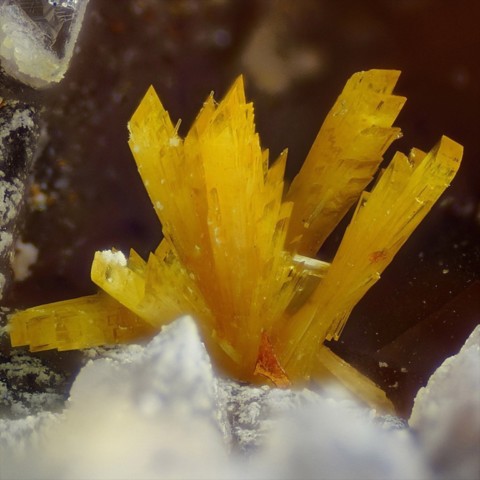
(286, 69), (406, 256)
(9, 293), (154, 352)
(314, 346), (395, 413)
(91, 246), (214, 332)
(128, 77), (299, 376)
(323, 135), (462, 340)
(278, 136), (462, 378)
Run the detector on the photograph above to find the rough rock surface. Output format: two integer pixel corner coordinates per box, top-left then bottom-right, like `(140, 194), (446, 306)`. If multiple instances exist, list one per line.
(0, 99), (42, 298)
(0, 348), (66, 418)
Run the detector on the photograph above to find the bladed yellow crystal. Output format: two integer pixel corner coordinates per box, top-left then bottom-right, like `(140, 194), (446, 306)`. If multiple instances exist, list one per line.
(9, 292), (154, 351)
(8, 70), (462, 411)
(276, 137), (463, 380)
(286, 69), (406, 256)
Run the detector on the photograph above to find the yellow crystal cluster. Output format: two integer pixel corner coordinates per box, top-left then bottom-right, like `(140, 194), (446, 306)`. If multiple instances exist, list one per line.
(9, 70), (462, 409)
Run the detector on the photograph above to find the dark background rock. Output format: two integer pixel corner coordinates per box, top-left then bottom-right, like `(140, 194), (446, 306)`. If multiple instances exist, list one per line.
(0, 99), (42, 297)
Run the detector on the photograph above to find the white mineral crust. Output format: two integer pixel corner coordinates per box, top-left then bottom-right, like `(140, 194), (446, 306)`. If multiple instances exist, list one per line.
(1, 316), (478, 479)
(410, 323), (480, 480)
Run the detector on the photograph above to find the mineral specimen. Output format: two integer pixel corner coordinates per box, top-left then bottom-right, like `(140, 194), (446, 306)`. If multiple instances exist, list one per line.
(8, 70), (463, 409)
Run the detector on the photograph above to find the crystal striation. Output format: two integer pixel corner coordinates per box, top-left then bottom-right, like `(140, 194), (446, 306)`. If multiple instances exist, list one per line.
(8, 70), (463, 409)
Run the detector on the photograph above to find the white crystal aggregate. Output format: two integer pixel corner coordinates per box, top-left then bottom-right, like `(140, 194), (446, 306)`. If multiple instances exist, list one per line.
(0, 316), (478, 479)
(11, 239), (38, 281)
(98, 249), (127, 267)
(410, 324), (480, 480)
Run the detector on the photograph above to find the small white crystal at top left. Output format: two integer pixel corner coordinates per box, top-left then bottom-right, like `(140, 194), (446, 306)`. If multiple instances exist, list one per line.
(0, 0), (90, 88)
